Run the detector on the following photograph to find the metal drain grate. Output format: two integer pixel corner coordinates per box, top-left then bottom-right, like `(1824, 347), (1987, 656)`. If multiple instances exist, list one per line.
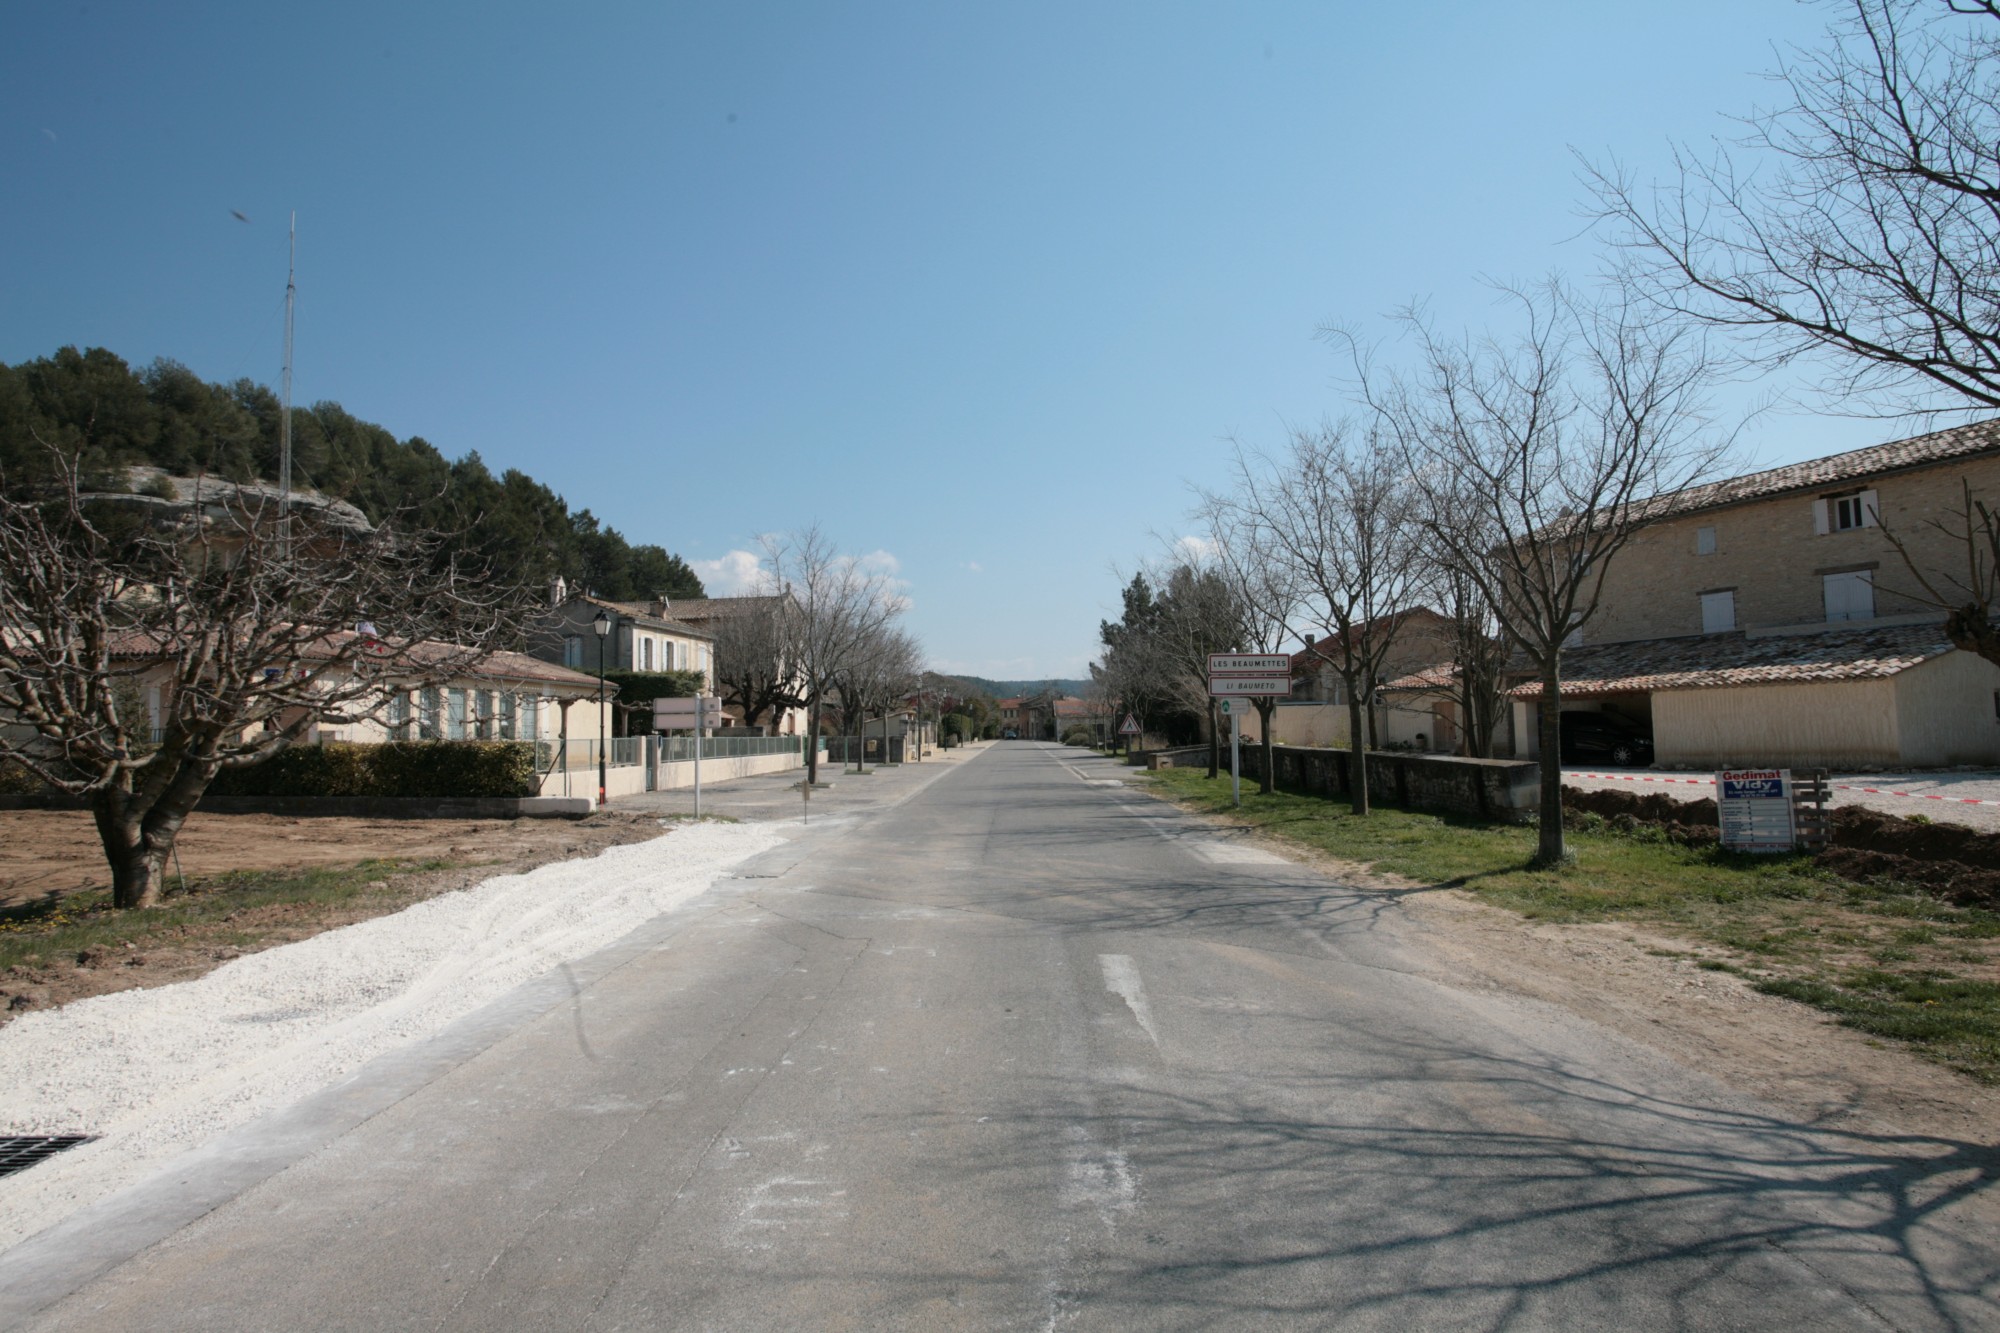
(0, 1135), (94, 1179)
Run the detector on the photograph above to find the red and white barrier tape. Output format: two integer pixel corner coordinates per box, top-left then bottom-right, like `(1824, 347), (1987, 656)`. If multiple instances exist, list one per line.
(1563, 769), (2000, 808)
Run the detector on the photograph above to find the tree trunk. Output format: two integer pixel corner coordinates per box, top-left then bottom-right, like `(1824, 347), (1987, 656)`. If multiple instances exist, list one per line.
(805, 695), (822, 785)
(1206, 699), (1220, 780)
(1535, 661), (1567, 865)
(91, 789), (188, 910)
(1347, 692), (1370, 815)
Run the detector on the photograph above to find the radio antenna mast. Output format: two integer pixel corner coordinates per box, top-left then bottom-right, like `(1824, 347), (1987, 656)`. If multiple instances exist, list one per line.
(279, 211), (296, 548)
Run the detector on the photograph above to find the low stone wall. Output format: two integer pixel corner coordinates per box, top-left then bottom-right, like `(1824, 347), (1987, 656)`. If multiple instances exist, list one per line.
(1132, 744), (1211, 771)
(1239, 744), (1541, 821)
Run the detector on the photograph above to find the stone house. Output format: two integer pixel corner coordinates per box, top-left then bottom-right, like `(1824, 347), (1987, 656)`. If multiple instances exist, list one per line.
(530, 584), (716, 689)
(1512, 421), (2000, 768)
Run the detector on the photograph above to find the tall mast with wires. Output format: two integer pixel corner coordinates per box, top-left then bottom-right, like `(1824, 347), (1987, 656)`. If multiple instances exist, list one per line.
(279, 211), (296, 546)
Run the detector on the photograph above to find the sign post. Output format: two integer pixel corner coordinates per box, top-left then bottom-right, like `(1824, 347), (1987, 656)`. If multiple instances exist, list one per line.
(652, 695), (724, 819)
(1208, 655), (1287, 806)
(1220, 698), (1242, 807)
(1715, 769), (1797, 853)
(1119, 713), (1142, 755)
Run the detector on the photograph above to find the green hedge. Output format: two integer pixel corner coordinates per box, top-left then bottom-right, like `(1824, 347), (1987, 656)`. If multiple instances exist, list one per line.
(210, 741), (540, 798)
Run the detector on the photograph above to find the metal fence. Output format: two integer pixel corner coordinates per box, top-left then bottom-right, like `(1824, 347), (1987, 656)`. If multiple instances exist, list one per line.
(535, 734), (802, 773)
(654, 735), (804, 764)
(535, 738), (645, 773)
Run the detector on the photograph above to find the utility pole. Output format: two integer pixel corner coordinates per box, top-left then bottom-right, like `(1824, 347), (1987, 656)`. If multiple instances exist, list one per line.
(278, 211), (296, 553)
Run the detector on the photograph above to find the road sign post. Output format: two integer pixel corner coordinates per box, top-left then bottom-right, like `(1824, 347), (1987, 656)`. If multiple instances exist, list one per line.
(652, 695), (724, 818)
(1207, 653), (1290, 699)
(1220, 698), (1242, 807)
(1118, 713), (1142, 756)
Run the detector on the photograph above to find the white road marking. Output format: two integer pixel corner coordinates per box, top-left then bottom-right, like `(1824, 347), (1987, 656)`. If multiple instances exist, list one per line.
(1098, 954), (1162, 1049)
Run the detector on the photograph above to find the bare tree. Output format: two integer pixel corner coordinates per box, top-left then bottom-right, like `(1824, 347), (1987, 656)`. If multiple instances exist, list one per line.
(1204, 424), (1428, 813)
(1588, 0), (2000, 661)
(1189, 505), (1307, 793)
(1399, 473), (1512, 758)
(759, 525), (904, 786)
(1141, 556), (1245, 779)
(709, 593), (807, 734)
(1359, 282), (1734, 864)
(0, 459), (526, 908)
(830, 625), (923, 771)
(1590, 0), (2000, 411)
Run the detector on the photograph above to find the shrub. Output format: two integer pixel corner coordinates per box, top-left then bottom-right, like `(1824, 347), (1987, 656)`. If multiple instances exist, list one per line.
(1062, 726), (1094, 746)
(209, 741), (539, 799)
(0, 759), (49, 795)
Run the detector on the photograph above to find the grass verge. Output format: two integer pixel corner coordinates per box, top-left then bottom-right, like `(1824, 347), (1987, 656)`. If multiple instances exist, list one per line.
(1143, 767), (2000, 1084)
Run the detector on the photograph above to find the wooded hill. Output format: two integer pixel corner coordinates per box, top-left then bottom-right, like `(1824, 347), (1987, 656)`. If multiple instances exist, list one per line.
(0, 345), (704, 603)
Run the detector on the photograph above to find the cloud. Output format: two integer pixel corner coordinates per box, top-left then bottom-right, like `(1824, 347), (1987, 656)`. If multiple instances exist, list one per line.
(1171, 533), (1219, 564)
(855, 549), (901, 576)
(963, 560), (983, 574)
(691, 549), (766, 596)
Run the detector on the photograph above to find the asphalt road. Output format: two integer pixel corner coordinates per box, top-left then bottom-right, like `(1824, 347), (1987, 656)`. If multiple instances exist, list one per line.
(10, 743), (1997, 1330)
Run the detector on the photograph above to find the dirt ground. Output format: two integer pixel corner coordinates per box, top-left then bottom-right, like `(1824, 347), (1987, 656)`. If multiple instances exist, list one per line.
(0, 809), (668, 1020)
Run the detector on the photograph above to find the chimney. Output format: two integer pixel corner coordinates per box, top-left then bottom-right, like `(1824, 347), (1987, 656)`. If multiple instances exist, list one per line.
(652, 597), (669, 617)
(550, 575), (568, 609)
(1304, 633), (1315, 650)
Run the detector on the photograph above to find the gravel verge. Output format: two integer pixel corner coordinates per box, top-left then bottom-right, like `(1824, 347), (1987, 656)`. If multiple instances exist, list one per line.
(0, 819), (783, 1253)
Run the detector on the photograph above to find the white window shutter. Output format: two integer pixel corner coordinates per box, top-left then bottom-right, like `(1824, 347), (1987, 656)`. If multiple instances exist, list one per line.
(1860, 488), (1880, 527)
(1813, 498), (1830, 535)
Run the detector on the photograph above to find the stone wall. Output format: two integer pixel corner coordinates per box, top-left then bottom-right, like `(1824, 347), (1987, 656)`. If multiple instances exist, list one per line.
(1237, 744), (1541, 821)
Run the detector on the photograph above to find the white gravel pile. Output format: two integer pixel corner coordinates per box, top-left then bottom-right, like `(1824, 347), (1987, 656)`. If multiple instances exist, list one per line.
(0, 819), (784, 1252)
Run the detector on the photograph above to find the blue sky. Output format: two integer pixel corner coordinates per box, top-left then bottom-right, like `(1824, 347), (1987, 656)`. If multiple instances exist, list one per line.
(4, 2), (1896, 679)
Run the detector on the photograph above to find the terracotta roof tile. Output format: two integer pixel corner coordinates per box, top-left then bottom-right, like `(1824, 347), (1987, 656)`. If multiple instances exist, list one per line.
(1510, 622), (1956, 699)
(1651, 418), (2000, 521)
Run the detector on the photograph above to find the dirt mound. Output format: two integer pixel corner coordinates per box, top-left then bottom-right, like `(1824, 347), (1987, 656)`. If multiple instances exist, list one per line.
(1562, 785), (1719, 847)
(1827, 803), (2000, 862)
(1563, 785), (1718, 826)
(1814, 846), (2000, 908)
(1562, 784), (2000, 905)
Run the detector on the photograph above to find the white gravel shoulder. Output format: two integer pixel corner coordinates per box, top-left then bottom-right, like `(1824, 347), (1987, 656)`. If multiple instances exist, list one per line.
(0, 819), (784, 1252)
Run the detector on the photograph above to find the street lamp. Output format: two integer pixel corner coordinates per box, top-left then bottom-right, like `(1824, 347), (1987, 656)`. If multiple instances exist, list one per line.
(593, 609), (611, 807)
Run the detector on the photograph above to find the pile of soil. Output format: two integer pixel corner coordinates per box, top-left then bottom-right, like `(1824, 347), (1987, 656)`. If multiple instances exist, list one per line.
(1562, 784), (2000, 909)
(1563, 786), (1720, 848)
(1817, 806), (2000, 907)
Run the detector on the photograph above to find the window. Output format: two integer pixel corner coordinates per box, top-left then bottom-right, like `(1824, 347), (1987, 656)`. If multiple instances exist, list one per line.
(1700, 589), (1736, 633)
(419, 687), (442, 739)
(447, 687), (468, 740)
(475, 690), (495, 739)
(499, 692), (517, 740)
(1695, 526), (1716, 556)
(1814, 489), (1879, 534)
(640, 637), (653, 671)
(1824, 569), (1875, 622)
(520, 694), (540, 740)
(563, 635), (583, 669)
(388, 691), (411, 741)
